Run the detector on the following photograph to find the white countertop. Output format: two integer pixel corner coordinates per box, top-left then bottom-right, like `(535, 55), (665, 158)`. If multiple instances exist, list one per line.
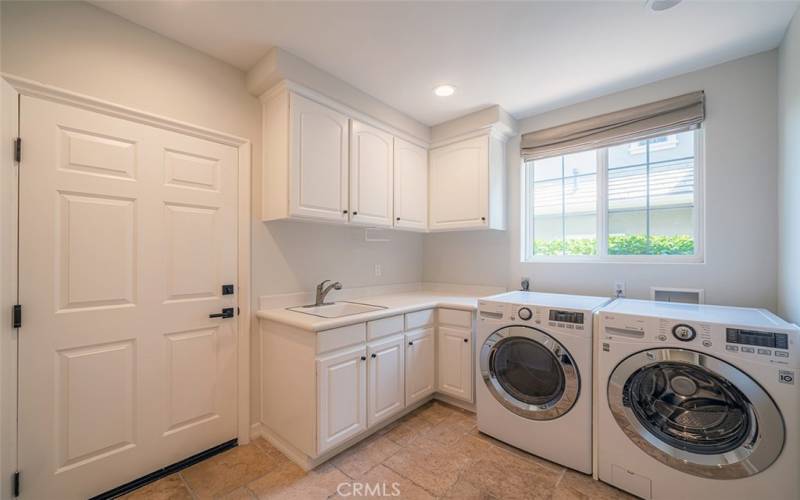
(256, 291), (482, 332)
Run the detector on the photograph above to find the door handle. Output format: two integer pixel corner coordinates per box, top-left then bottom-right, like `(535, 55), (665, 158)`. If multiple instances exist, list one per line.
(209, 307), (234, 319)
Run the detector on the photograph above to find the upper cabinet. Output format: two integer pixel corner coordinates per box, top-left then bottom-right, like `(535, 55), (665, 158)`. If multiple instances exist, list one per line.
(350, 120), (394, 227)
(263, 91), (349, 223)
(260, 81), (511, 232)
(429, 133), (507, 231)
(393, 138), (428, 231)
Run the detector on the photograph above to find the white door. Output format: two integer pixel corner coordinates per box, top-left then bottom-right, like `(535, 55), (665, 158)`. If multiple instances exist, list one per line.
(18, 97), (238, 499)
(289, 93), (349, 222)
(429, 135), (488, 230)
(367, 334), (405, 426)
(393, 138), (427, 231)
(350, 120), (393, 227)
(405, 328), (435, 405)
(317, 346), (367, 453)
(437, 326), (473, 402)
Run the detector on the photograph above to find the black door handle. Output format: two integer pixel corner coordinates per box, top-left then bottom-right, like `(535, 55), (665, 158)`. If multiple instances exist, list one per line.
(209, 307), (234, 319)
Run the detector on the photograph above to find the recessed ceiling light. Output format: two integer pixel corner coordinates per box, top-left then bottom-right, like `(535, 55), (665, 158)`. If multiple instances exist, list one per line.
(434, 85), (456, 97)
(645, 0), (682, 11)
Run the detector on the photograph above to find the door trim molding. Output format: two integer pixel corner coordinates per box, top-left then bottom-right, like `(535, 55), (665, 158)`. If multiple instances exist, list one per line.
(1, 74), (253, 465)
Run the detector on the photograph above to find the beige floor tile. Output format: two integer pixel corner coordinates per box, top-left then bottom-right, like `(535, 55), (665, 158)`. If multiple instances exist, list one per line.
(380, 413), (433, 447)
(421, 409), (477, 445)
(552, 470), (634, 500)
(463, 429), (566, 474)
(181, 444), (278, 499)
(119, 474), (192, 500)
(383, 437), (471, 496)
(414, 401), (459, 425)
(215, 486), (256, 499)
(330, 435), (401, 478)
(330, 464), (435, 499)
(249, 462), (348, 500)
(246, 459), (306, 498)
(442, 475), (496, 500)
(458, 458), (560, 500)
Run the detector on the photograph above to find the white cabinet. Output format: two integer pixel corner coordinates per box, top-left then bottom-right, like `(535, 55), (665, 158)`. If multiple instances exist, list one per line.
(437, 325), (473, 403)
(367, 334), (405, 426)
(317, 345), (367, 453)
(405, 327), (435, 405)
(263, 90), (349, 222)
(350, 120), (394, 227)
(429, 133), (507, 231)
(393, 138), (428, 231)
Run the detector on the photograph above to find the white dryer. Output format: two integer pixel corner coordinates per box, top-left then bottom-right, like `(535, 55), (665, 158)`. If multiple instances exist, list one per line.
(597, 299), (799, 500)
(477, 291), (611, 473)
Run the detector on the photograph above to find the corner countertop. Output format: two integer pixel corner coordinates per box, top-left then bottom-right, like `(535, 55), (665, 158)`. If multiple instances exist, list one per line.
(256, 291), (485, 332)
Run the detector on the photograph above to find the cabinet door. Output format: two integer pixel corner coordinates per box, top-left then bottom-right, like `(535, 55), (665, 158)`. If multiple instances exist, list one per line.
(350, 120), (393, 227)
(289, 93), (349, 222)
(405, 328), (435, 405)
(393, 138), (428, 231)
(317, 346), (367, 453)
(429, 135), (489, 230)
(437, 326), (473, 402)
(367, 334), (405, 427)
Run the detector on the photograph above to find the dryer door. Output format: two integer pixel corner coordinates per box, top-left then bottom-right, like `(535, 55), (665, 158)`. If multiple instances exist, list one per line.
(608, 348), (784, 479)
(480, 326), (580, 420)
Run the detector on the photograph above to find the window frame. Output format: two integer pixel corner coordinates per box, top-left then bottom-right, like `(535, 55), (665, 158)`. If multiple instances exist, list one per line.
(522, 129), (705, 264)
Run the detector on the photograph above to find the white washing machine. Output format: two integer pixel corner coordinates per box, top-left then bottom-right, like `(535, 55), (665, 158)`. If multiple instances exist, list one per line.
(477, 291), (611, 473)
(597, 299), (799, 500)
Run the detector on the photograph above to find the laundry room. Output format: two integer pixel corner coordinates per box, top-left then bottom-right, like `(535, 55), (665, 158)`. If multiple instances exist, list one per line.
(0, 1), (798, 499)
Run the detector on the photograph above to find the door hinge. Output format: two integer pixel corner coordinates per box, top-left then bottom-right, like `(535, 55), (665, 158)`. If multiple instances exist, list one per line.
(13, 471), (20, 497)
(12, 304), (21, 328)
(14, 137), (21, 163)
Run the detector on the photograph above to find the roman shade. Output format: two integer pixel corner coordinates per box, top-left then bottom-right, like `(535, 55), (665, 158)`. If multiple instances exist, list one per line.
(520, 91), (705, 161)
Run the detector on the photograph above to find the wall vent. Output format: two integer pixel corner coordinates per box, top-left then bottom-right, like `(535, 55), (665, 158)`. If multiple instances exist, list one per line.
(650, 287), (704, 304)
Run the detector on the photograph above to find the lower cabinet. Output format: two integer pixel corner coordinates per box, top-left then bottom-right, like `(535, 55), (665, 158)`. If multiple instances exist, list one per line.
(367, 334), (405, 427)
(405, 327), (435, 405)
(317, 345), (367, 453)
(437, 325), (473, 403)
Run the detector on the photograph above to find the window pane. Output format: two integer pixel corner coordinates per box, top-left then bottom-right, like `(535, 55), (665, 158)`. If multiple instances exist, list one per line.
(530, 152), (598, 257)
(606, 132), (697, 256)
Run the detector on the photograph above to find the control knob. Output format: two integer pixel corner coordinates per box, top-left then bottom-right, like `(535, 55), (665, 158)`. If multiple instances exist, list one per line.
(518, 307), (533, 321)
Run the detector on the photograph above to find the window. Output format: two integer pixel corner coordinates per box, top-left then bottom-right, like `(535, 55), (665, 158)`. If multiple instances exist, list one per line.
(523, 130), (702, 261)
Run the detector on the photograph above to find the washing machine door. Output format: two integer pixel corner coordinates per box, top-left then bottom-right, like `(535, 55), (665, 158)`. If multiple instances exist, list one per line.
(608, 348), (784, 479)
(480, 325), (579, 420)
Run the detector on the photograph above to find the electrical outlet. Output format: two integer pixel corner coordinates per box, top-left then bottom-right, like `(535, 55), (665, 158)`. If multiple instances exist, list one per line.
(374, 264), (382, 277)
(614, 281), (626, 298)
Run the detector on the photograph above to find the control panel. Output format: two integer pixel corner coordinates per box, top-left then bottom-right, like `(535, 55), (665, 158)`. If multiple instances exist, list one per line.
(478, 302), (588, 333)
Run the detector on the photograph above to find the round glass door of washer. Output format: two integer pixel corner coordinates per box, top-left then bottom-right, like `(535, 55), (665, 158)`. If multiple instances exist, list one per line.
(480, 326), (580, 420)
(608, 348), (784, 479)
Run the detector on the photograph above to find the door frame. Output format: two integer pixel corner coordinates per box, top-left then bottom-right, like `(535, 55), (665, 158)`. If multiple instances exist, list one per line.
(0, 74), (252, 497)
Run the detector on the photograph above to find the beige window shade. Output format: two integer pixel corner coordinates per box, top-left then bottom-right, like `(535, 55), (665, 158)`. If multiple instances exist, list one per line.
(520, 91), (705, 161)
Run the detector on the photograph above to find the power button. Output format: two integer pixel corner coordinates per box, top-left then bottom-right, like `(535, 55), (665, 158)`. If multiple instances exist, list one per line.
(518, 307), (533, 321)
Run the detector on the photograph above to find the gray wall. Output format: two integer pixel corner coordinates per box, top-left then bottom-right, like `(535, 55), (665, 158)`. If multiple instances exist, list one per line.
(779, 11), (800, 323)
(424, 51), (780, 311)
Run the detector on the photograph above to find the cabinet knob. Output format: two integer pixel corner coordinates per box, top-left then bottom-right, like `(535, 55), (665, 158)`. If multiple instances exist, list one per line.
(408, 341), (414, 346)
(463, 338), (469, 343)
(343, 210), (348, 214)
(360, 355), (366, 361)
(396, 217), (400, 221)
(353, 211), (358, 215)
(481, 217), (486, 222)
(371, 353), (377, 358)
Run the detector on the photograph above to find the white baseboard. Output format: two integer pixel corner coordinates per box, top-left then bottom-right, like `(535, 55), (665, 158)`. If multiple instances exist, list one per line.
(250, 422), (263, 441)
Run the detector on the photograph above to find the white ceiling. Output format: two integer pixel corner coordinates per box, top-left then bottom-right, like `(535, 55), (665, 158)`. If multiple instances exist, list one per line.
(93, 1), (798, 126)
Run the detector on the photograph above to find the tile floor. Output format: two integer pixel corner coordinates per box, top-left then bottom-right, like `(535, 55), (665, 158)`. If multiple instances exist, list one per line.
(121, 401), (633, 499)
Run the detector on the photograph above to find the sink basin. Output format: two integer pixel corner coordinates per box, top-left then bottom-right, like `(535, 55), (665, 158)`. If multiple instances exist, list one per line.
(287, 301), (387, 318)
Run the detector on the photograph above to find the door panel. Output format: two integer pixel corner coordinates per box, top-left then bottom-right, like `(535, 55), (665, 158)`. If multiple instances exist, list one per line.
(289, 93), (349, 222)
(367, 335), (405, 426)
(393, 138), (427, 231)
(317, 346), (367, 453)
(429, 136), (488, 230)
(437, 326), (473, 402)
(405, 328), (435, 405)
(18, 96), (238, 499)
(350, 120), (393, 227)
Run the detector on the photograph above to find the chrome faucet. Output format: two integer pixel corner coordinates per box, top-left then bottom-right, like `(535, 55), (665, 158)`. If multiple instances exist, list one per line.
(314, 280), (342, 306)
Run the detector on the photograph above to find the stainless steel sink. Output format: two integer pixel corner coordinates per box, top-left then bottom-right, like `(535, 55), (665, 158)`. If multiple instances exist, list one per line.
(287, 301), (387, 318)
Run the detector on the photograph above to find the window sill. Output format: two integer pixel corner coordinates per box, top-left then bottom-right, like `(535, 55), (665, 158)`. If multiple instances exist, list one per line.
(522, 255), (705, 264)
